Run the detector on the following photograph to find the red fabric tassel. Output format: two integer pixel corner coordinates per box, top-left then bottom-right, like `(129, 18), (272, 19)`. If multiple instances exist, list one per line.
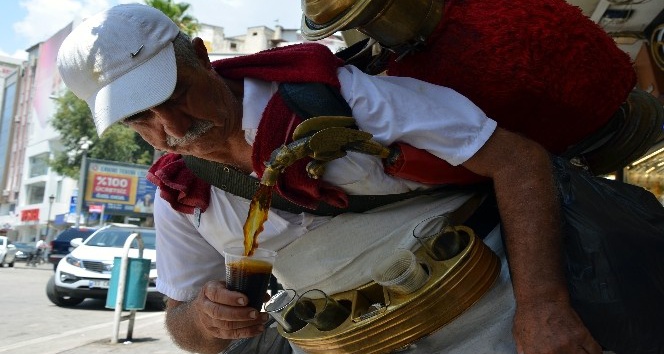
(147, 153), (211, 214)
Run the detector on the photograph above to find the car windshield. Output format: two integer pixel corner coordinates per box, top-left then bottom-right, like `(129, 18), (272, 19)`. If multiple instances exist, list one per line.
(85, 229), (156, 249)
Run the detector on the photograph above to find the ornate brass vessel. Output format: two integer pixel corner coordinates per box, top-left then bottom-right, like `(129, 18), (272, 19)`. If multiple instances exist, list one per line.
(278, 225), (500, 353)
(301, 0), (445, 49)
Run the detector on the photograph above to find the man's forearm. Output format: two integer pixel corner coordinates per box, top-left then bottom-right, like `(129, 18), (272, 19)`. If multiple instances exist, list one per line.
(462, 128), (604, 353)
(462, 128), (568, 303)
(165, 298), (232, 354)
(491, 144), (568, 304)
(465, 129), (569, 302)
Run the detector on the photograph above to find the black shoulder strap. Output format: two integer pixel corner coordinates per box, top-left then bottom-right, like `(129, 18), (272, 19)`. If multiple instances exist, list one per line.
(278, 82), (352, 119)
(182, 155), (441, 217)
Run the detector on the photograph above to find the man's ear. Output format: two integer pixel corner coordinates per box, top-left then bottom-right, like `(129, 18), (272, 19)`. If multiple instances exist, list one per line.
(192, 37), (212, 69)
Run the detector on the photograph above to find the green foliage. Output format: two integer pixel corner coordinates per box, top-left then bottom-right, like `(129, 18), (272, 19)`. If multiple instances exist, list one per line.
(50, 90), (155, 178)
(145, 0), (200, 37)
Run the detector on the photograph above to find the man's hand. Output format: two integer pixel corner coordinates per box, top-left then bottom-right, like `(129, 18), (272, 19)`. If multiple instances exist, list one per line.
(192, 281), (269, 339)
(513, 300), (601, 354)
(165, 281), (269, 354)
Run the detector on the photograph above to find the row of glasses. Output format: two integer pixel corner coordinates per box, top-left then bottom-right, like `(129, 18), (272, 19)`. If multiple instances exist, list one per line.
(265, 288), (351, 333)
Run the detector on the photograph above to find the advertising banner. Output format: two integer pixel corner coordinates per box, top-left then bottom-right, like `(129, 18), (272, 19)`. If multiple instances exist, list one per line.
(83, 159), (156, 215)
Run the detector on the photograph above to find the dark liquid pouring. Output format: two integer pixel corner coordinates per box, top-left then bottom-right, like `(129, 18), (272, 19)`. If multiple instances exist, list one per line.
(243, 184), (273, 256)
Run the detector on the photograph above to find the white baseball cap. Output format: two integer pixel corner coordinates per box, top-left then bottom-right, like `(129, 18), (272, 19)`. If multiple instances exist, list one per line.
(57, 3), (180, 136)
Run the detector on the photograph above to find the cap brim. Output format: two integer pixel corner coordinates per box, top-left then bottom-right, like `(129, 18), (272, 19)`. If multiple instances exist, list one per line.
(87, 43), (177, 136)
(301, 0), (375, 41)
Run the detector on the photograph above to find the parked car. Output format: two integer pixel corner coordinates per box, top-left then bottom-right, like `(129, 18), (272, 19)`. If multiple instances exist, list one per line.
(46, 224), (165, 309)
(48, 227), (97, 270)
(13, 242), (36, 262)
(0, 236), (18, 267)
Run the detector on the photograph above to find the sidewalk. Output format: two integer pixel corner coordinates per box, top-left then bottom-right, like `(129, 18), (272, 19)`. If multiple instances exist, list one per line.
(55, 312), (188, 354)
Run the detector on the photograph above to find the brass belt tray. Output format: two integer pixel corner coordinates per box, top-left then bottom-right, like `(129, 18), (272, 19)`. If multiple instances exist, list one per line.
(278, 225), (500, 354)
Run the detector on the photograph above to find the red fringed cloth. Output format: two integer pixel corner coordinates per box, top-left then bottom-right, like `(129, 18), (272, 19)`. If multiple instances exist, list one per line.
(214, 43), (349, 210)
(147, 153), (210, 214)
(148, 44), (355, 213)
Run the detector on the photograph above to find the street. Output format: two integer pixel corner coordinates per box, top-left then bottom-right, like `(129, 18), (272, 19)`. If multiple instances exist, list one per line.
(0, 262), (186, 354)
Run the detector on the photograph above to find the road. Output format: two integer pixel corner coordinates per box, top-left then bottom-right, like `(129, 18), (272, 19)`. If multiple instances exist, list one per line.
(0, 261), (186, 354)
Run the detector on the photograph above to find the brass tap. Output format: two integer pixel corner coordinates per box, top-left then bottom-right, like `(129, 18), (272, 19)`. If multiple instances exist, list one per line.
(261, 116), (392, 184)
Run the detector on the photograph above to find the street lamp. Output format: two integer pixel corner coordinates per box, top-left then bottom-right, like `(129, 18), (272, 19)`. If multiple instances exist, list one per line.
(75, 138), (92, 228)
(45, 194), (55, 240)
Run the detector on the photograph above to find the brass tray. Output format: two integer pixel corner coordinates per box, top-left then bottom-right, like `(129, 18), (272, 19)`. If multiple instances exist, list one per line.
(279, 226), (500, 353)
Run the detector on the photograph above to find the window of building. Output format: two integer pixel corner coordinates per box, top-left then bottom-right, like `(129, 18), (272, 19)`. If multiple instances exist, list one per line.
(29, 152), (49, 177)
(25, 182), (45, 205)
(230, 42), (237, 50)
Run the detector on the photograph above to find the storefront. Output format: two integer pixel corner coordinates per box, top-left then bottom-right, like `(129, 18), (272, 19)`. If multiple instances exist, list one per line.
(624, 141), (664, 205)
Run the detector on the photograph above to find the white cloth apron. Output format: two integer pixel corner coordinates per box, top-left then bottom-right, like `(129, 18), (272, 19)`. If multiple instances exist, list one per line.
(273, 191), (474, 295)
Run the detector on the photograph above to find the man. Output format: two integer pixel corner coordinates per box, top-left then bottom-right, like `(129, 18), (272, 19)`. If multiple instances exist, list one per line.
(56, 4), (602, 354)
(29, 237), (47, 266)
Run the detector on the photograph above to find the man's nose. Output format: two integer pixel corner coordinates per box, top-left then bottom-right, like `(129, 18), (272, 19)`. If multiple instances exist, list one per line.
(150, 106), (192, 138)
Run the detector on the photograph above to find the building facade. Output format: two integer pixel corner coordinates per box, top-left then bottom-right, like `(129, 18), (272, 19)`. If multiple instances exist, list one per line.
(0, 56), (24, 237)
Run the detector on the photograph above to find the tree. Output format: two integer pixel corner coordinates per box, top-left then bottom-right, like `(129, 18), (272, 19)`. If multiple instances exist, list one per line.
(50, 90), (155, 178)
(145, 0), (200, 37)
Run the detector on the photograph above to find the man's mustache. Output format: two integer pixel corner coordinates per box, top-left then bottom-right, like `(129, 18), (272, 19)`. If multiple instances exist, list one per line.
(166, 120), (214, 147)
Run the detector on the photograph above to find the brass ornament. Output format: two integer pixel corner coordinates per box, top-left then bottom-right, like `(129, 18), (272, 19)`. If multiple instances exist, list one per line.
(301, 0), (445, 49)
(303, 0), (356, 25)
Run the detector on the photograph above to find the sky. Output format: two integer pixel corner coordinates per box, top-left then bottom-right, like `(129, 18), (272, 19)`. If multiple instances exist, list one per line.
(0, 0), (304, 60)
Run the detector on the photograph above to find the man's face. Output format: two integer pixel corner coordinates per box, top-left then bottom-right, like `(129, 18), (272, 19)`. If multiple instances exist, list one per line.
(123, 59), (243, 159)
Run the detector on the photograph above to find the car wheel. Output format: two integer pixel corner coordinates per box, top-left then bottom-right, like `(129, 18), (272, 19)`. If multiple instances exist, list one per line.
(8, 260), (14, 267)
(46, 275), (85, 307)
(0, 255), (5, 267)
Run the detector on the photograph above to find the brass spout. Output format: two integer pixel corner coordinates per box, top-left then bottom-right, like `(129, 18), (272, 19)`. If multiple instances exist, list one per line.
(261, 166), (281, 187)
(261, 116), (393, 185)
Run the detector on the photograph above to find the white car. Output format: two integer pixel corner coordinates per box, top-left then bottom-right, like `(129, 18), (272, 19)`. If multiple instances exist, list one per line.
(0, 236), (18, 267)
(46, 225), (165, 309)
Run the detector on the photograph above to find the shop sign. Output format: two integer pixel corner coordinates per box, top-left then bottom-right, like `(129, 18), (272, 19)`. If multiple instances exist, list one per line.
(20, 209), (40, 221)
(89, 205), (104, 213)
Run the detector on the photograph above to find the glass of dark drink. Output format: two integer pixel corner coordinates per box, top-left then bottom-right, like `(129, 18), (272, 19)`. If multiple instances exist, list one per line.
(412, 214), (467, 261)
(293, 289), (350, 331)
(223, 247), (277, 310)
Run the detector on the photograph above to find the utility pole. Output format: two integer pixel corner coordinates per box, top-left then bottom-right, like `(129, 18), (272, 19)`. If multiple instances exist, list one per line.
(75, 138), (92, 228)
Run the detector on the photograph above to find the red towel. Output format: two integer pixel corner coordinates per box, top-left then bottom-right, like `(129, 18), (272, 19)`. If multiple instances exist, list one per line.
(215, 43), (349, 210)
(147, 153), (210, 214)
(148, 44), (350, 213)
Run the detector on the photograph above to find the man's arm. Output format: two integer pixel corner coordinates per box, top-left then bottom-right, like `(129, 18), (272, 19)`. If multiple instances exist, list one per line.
(461, 127), (602, 354)
(165, 281), (269, 354)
